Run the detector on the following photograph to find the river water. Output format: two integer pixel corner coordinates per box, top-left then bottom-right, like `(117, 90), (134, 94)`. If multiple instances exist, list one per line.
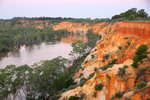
(0, 42), (72, 68)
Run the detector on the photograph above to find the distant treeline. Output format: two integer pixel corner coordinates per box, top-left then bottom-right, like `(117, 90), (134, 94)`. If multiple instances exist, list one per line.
(10, 17), (111, 24)
(0, 8), (149, 23)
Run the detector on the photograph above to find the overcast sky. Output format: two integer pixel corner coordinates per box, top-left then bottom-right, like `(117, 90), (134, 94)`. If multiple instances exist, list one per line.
(0, 0), (150, 19)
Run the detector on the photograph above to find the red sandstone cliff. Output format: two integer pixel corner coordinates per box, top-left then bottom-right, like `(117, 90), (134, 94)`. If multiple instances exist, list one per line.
(54, 21), (150, 100)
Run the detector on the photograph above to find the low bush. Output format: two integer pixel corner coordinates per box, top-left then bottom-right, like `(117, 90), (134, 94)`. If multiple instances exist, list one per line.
(115, 91), (123, 98)
(79, 73), (83, 78)
(91, 55), (95, 58)
(95, 83), (104, 91)
(68, 96), (79, 100)
(127, 41), (131, 46)
(123, 65), (128, 69)
(79, 77), (87, 86)
(124, 37), (129, 39)
(104, 54), (109, 60)
(99, 64), (113, 71)
(131, 44), (148, 68)
(110, 59), (117, 64)
(85, 61), (88, 64)
(94, 67), (98, 73)
(118, 68), (125, 77)
(118, 46), (122, 50)
(93, 92), (97, 97)
(136, 82), (147, 89)
(102, 59), (105, 62)
(87, 72), (95, 80)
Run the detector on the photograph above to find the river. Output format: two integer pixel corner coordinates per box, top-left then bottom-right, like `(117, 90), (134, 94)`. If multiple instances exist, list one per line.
(0, 42), (72, 68)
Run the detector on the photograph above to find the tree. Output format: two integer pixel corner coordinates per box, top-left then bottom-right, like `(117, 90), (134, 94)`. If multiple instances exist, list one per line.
(137, 9), (148, 18)
(26, 56), (73, 99)
(95, 83), (104, 91)
(112, 15), (121, 19)
(86, 29), (101, 48)
(120, 8), (137, 19)
(131, 44), (149, 68)
(69, 40), (88, 58)
(0, 65), (32, 100)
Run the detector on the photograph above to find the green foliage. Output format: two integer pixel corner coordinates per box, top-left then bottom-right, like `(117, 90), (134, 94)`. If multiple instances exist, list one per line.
(111, 8), (148, 20)
(127, 41), (131, 46)
(104, 54), (109, 60)
(95, 83), (104, 91)
(115, 92), (123, 98)
(67, 85), (78, 90)
(112, 15), (121, 20)
(71, 53), (88, 75)
(137, 9), (148, 18)
(102, 59), (105, 62)
(118, 46), (122, 50)
(94, 67), (98, 73)
(87, 72), (95, 80)
(136, 67), (148, 81)
(86, 29), (102, 48)
(131, 44), (148, 68)
(123, 65), (128, 69)
(124, 37), (129, 39)
(0, 56), (76, 99)
(68, 96), (79, 100)
(79, 77), (87, 86)
(85, 61), (88, 64)
(118, 68), (125, 77)
(0, 64), (32, 99)
(110, 59), (118, 64)
(99, 64), (113, 71)
(93, 92), (97, 97)
(0, 22), (70, 55)
(79, 73), (83, 78)
(91, 54), (95, 58)
(69, 40), (88, 56)
(136, 82), (147, 89)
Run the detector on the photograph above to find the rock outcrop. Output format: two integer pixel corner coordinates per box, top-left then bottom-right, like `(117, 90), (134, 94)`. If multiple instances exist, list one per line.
(54, 21), (150, 100)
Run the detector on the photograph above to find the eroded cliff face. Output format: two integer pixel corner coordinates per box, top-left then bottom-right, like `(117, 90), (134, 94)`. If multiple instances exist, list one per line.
(54, 21), (150, 100)
(53, 22), (113, 43)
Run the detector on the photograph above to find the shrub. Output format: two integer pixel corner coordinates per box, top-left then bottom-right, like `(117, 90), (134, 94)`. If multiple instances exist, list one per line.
(79, 77), (87, 86)
(110, 59), (117, 64)
(124, 37), (129, 39)
(79, 73), (83, 78)
(136, 82), (147, 89)
(85, 61), (88, 64)
(93, 92), (97, 97)
(91, 55), (95, 58)
(106, 74), (111, 81)
(87, 72), (95, 80)
(136, 68), (147, 80)
(67, 85), (77, 90)
(127, 41), (131, 46)
(68, 96), (79, 100)
(94, 67), (98, 73)
(102, 59), (105, 62)
(118, 46), (122, 50)
(104, 54), (109, 60)
(123, 65), (128, 69)
(115, 91), (123, 98)
(99, 64), (113, 71)
(118, 68), (125, 76)
(95, 83), (104, 91)
(131, 44), (148, 68)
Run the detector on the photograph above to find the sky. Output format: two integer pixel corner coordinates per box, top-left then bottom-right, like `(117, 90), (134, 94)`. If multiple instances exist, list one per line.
(0, 0), (150, 19)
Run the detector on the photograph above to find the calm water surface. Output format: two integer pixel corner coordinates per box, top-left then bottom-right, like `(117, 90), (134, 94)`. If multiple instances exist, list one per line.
(0, 42), (72, 68)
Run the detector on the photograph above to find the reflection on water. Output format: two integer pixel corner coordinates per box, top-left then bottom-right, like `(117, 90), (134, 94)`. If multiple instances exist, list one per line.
(0, 42), (72, 68)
